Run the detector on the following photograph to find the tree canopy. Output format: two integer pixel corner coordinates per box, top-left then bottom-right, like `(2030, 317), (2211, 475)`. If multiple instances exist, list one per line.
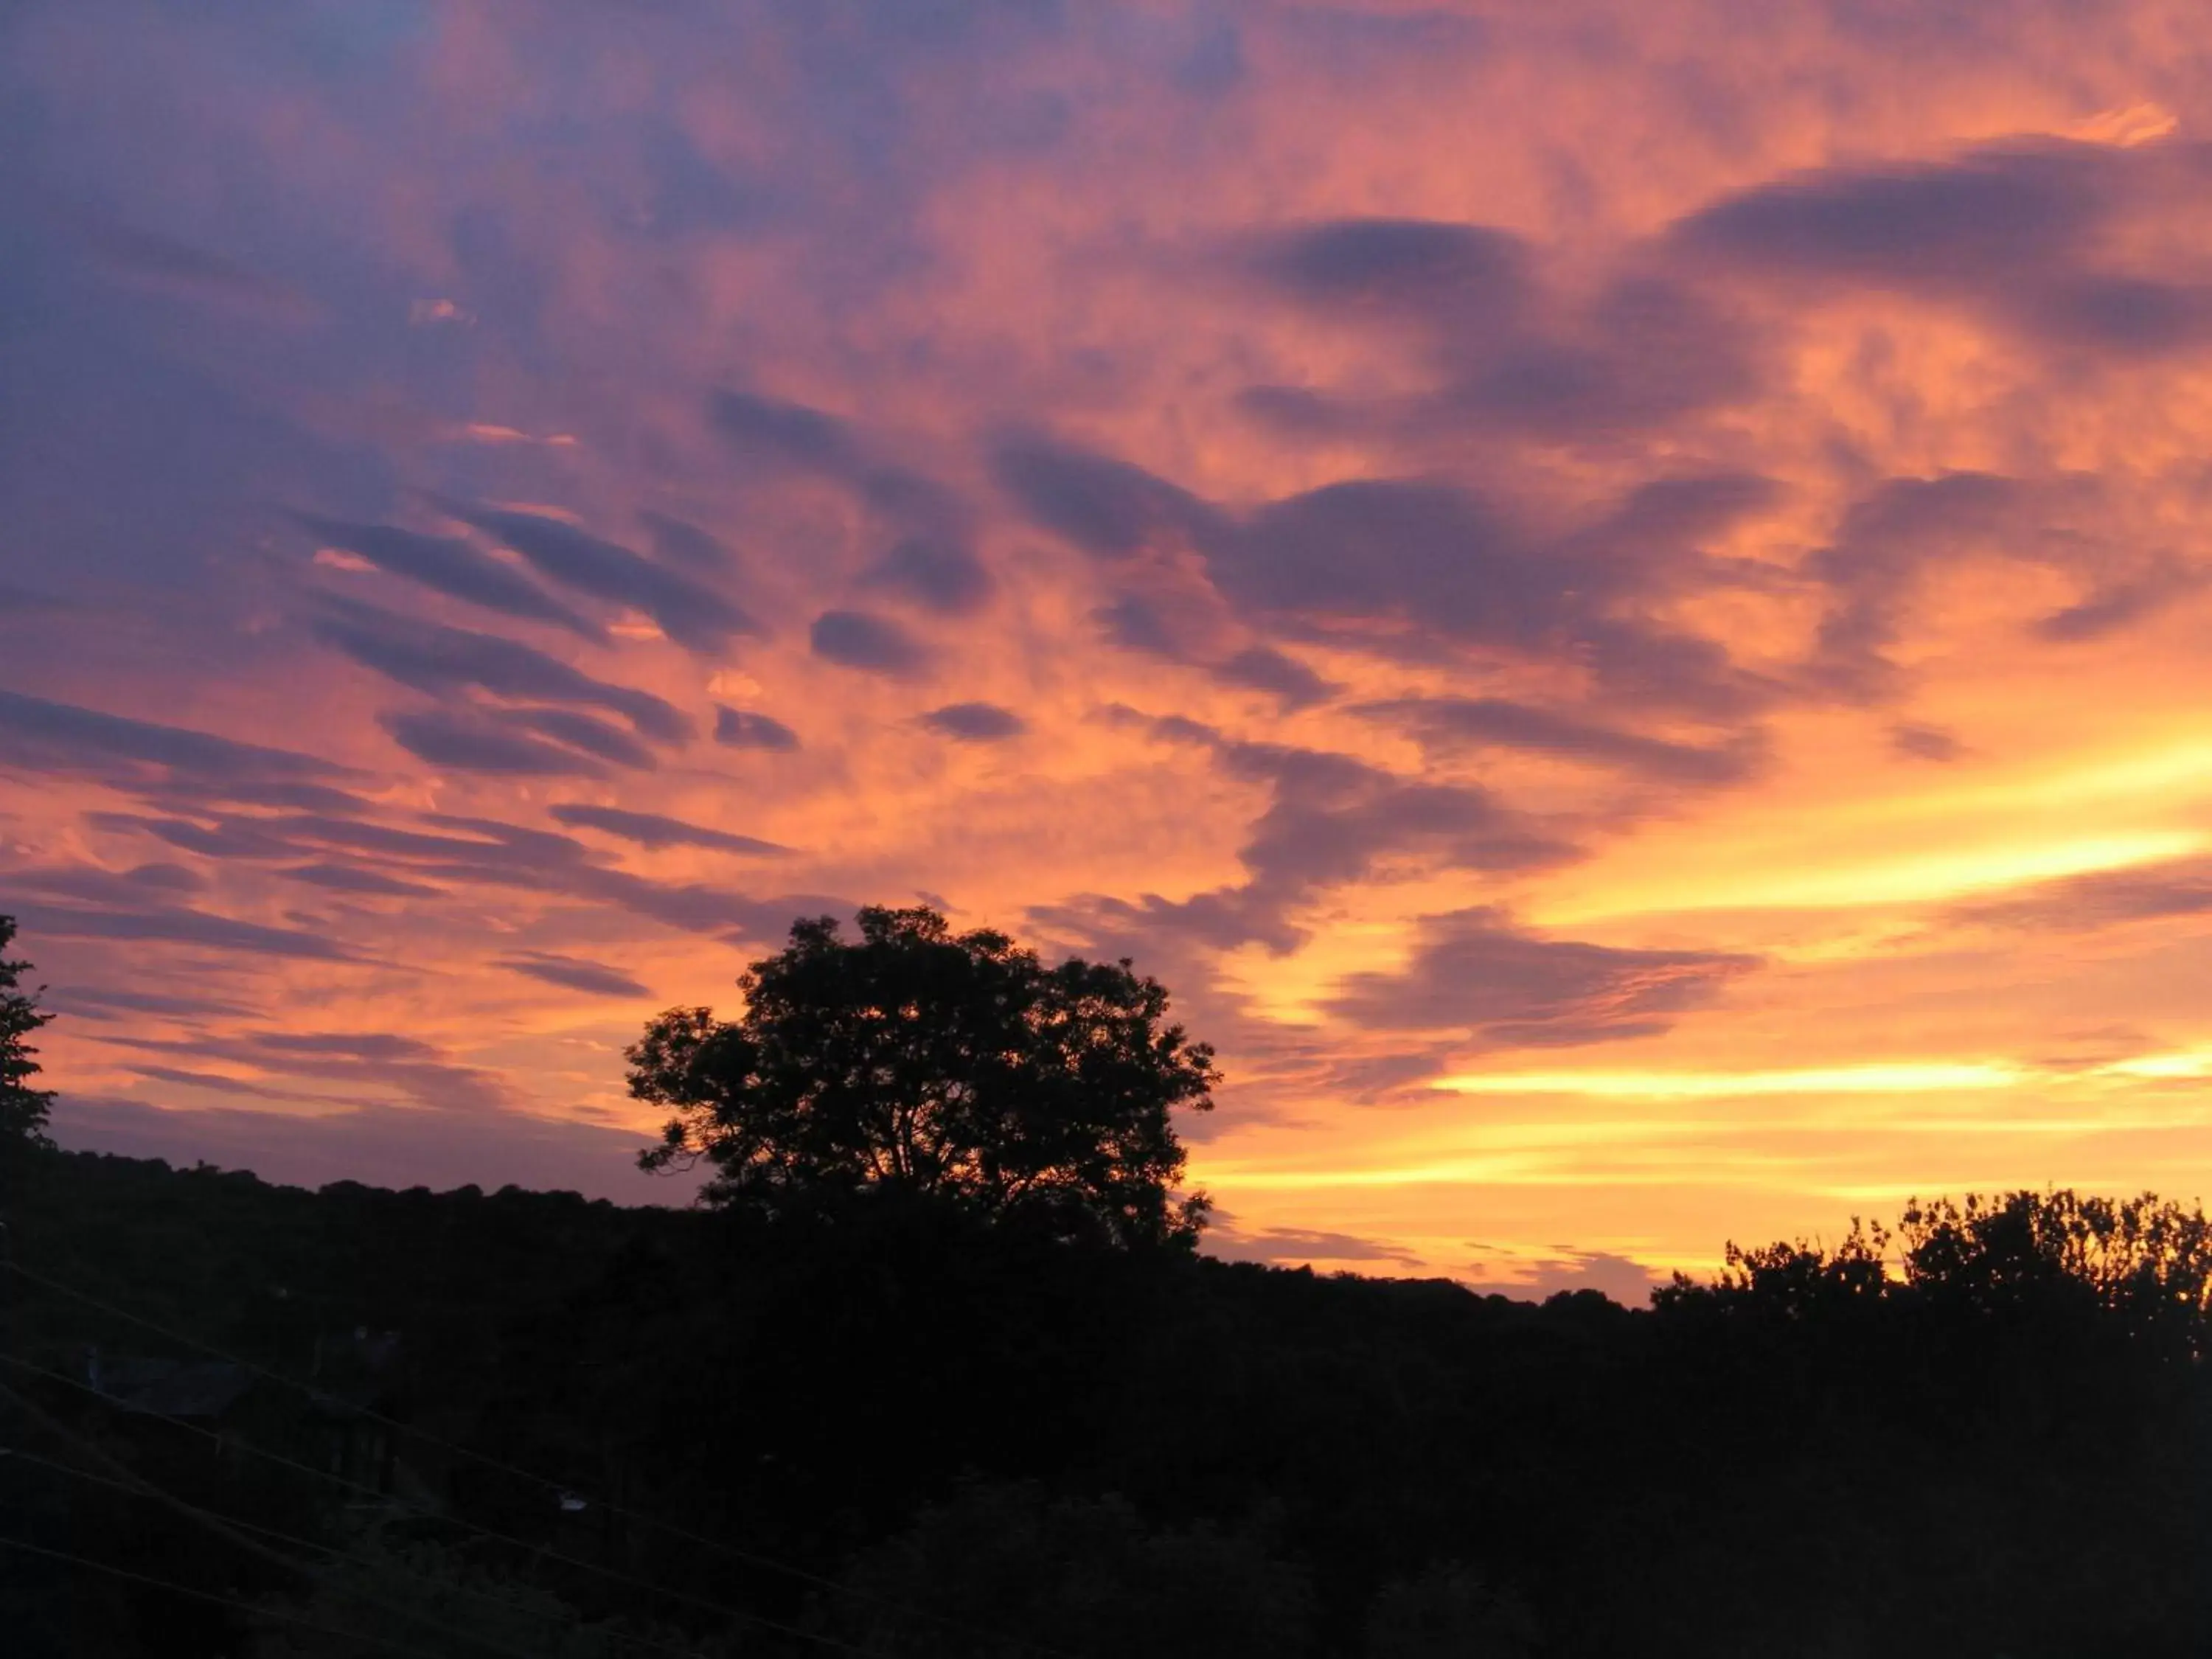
(1656, 1187), (2212, 1357)
(629, 905), (1217, 1248)
(0, 914), (55, 1147)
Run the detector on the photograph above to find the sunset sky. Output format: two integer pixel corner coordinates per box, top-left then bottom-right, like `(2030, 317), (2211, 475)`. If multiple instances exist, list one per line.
(11, 1), (2212, 1297)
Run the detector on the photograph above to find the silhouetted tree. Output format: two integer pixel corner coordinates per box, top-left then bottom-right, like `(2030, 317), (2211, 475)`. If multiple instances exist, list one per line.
(0, 915), (55, 1147)
(630, 906), (1216, 1248)
(1652, 1215), (1892, 1326)
(1656, 1189), (2212, 1358)
(1896, 1189), (2212, 1354)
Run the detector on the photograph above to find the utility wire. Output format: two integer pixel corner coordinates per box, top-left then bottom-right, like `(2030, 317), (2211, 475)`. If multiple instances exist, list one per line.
(0, 1442), (715, 1659)
(0, 1533), (472, 1659)
(0, 1352), (895, 1659)
(0, 1376), (561, 1659)
(3, 1254), (1081, 1659)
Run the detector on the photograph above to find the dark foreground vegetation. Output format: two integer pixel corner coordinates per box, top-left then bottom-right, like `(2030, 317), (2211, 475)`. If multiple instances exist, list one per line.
(4, 911), (2211, 1655)
(7, 1152), (2211, 1658)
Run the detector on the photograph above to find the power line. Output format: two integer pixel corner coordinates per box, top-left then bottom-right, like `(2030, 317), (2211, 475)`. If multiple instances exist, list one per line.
(0, 1376), (557, 1659)
(0, 1531), (478, 1659)
(2, 1254), (1080, 1659)
(7, 1253), (953, 1615)
(0, 1351), (893, 1659)
(0, 1442), (713, 1659)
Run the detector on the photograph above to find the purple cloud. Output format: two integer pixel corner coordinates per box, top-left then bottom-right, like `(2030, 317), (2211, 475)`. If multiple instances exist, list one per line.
(714, 706), (801, 751)
(1326, 906), (1757, 1046)
(440, 502), (760, 652)
(811, 608), (929, 675)
(295, 513), (599, 639)
(501, 951), (653, 998)
(921, 701), (1027, 742)
(548, 802), (790, 855)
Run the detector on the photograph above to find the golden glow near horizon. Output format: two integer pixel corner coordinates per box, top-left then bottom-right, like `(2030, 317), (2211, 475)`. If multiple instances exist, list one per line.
(10, 4), (2212, 1300)
(1435, 1062), (2031, 1099)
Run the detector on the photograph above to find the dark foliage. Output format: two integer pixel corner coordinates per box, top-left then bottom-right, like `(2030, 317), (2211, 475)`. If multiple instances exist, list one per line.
(630, 906), (1217, 1248)
(0, 914), (55, 1146)
(7, 1150), (2211, 1658)
(826, 1479), (1315, 1659)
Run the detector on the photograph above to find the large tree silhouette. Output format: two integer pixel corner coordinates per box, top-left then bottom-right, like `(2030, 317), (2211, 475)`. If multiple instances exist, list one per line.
(630, 905), (1217, 1247)
(0, 915), (54, 1147)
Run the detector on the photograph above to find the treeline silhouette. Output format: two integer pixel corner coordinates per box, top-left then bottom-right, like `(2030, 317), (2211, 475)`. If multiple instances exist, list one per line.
(1, 910), (2209, 1655)
(6, 1155), (2210, 1657)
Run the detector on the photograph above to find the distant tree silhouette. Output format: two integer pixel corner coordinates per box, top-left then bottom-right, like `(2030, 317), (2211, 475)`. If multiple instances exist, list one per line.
(630, 905), (1217, 1248)
(1652, 1215), (1892, 1326)
(1894, 1190), (2212, 1349)
(0, 914), (55, 1147)
(1656, 1189), (2212, 1356)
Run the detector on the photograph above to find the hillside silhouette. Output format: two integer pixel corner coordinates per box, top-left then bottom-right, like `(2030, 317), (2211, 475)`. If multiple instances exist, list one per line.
(3, 911), (2210, 1656)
